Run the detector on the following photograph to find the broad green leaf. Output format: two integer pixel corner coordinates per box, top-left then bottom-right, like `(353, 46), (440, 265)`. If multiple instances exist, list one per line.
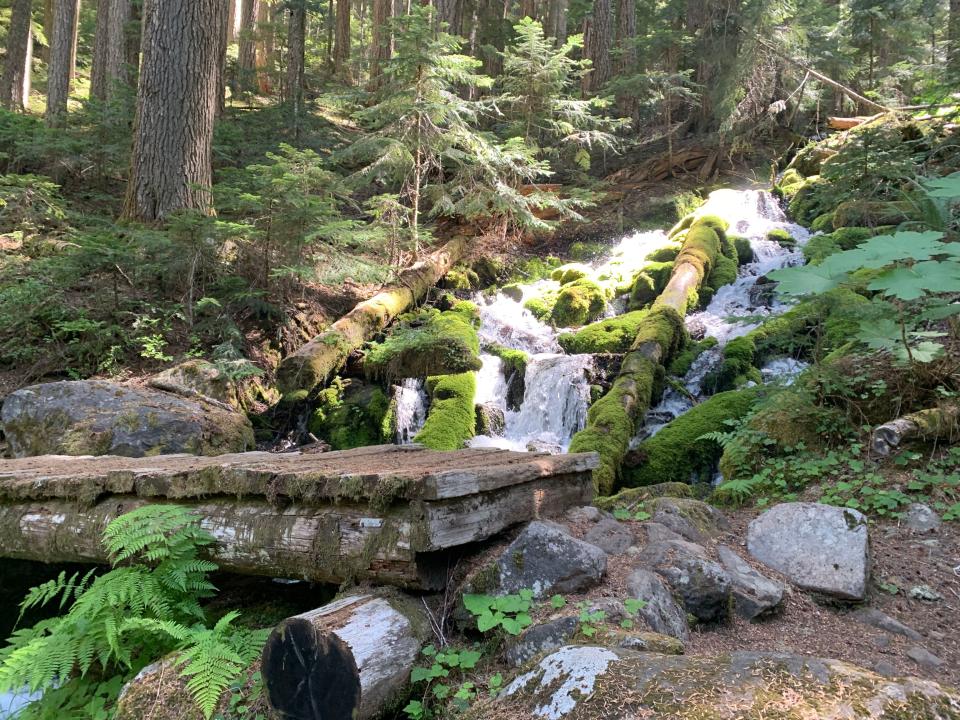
(462, 594), (494, 616)
(458, 650), (482, 669)
(924, 173), (960, 199)
(475, 612), (497, 633)
(867, 260), (960, 300)
(908, 341), (945, 363)
(769, 264), (844, 296)
(550, 594), (567, 609)
(827, 231), (947, 272)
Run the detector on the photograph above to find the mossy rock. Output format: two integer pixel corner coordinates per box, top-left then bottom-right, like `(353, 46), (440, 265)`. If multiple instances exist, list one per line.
(810, 212), (836, 232)
(438, 265), (480, 290)
(558, 310), (650, 354)
(501, 283), (524, 302)
(787, 175), (829, 225)
(550, 262), (592, 285)
(470, 256), (505, 287)
(628, 261), (673, 310)
(551, 279), (607, 327)
(622, 387), (761, 488)
(731, 236), (753, 265)
(523, 290), (558, 321)
(595, 481), (693, 508)
(702, 254), (738, 305)
(668, 337), (718, 377)
(414, 372), (477, 450)
(308, 378), (390, 450)
(486, 343), (528, 410)
(507, 255), (563, 283)
(364, 302), (481, 381)
(832, 200), (916, 229)
(645, 245), (680, 262)
(776, 167), (807, 196)
(766, 228), (796, 248)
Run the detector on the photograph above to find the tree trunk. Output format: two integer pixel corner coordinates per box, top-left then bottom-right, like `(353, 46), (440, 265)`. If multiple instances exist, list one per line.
(122, 0), (226, 222)
(227, 0), (240, 40)
(90, 0), (134, 103)
(256, 0), (275, 94)
(262, 594), (430, 720)
(237, 0), (260, 92)
(334, 0), (352, 82)
(68, 0), (80, 81)
(437, 0), (462, 34)
(43, 0), (53, 61)
(545, 0), (567, 44)
(216, 0), (231, 116)
(368, 0), (391, 87)
(520, 0), (535, 19)
(950, 0), (960, 77)
(871, 404), (960, 457)
(613, 0), (634, 74)
(581, 0), (611, 94)
(0, 0), (33, 111)
(277, 236), (468, 398)
(286, 0), (306, 121)
(46, 0), (80, 125)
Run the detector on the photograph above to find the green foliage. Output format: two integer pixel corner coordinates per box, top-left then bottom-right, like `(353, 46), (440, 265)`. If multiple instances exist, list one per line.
(0, 506), (267, 720)
(404, 643), (485, 720)
(462, 590), (535, 636)
(414, 372), (477, 450)
(308, 378), (391, 450)
(0, 174), (68, 234)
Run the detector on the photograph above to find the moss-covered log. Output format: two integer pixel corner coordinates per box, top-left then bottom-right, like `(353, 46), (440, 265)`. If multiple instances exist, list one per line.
(277, 236), (469, 400)
(871, 403), (960, 457)
(414, 372), (477, 450)
(570, 216), (726, 495)
(262, 593), (429, 720)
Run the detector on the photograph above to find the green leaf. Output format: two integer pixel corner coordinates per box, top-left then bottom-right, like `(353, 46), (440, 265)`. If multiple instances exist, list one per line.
(550, 594), (567, 609)
(458, 650), (482, 670)
(462, 594), (494, 616)
(867, 260), (960, 300)
(624, 598), (648, 614)
(768, 264), (843, 296)
(475, 612), (498, 633)
(908, 341), (945, 363)
(924, 173), (960, 199)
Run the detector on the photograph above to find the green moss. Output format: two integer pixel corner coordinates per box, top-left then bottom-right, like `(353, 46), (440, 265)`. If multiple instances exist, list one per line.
(731, 236), (754, 265)
(558, 310), (650, 354)
(629, 261), (674, 310)
(507, 255), (563, 283)
(766, 228), (796, 248)
(550, 279), (606, 327)
(810, 212), (836, 232)
(832, 200), (916, 229)
(523, 292), (557, 321)
(308, 378), (391, 450)
(439, 265), (480, 290)
(486, 343), (528, 377)
(804, 227), (875, 264)
(550, 263), (592, 285)
(703, 254), (738, 297)
(776, 168), (806, 196)
(414, 372), (477, 450)
(635, 306), (686, 360)
(568, 242), (605, 261)
(667, 215), (694, 238)
(595, 481), (693, 510)
(645, 245), (680, 262)
(787, 175), (829, 225)
(501, 283), (524, 302)
(470, 256), (505, 287)
(668, 337), (718, 377)
(365, 304), (481, 381)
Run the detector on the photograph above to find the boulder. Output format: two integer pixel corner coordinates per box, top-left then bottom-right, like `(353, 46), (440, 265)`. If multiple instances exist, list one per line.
(747, 503), (869, 601)
(638, 541), (732, 623)
(495, 521), (606, 599)
(0, 380), (255, 458)
(903, 503), (941, 533)
(647, 497), (730, 543)
(583, 517), (634, 555)
(717, 545), (784, 620)
(625, 568), (689, 641)
(851, 608), (922, 641)
(474, 647), (960, 719)
(146, 359), (245, 409)
(475, 403), (506, 436)
(505, 616), (580, 668)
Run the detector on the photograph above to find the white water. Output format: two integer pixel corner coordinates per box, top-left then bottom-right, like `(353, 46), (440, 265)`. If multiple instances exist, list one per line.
(392, 378), (428, 444)
(1, 690), (39, 719)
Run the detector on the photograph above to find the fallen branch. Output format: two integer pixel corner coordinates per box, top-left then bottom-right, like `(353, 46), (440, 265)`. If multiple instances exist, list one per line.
(871, 403), (960, 457)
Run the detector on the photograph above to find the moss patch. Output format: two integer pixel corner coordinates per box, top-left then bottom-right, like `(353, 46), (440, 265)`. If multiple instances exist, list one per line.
(766, 228), (796, 248)
(438, 265), (480, 290)
(550, 263), (592, 284)
(307, 378), (391, 450)
(414, 372), (477, 450)
(668, 337), (718, 377)
(629, 261), (674, 310)
(550, 279), (607, 327)
(558, 310), (650, 354)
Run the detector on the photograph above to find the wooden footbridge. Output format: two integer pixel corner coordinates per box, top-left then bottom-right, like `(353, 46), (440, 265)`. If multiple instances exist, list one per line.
(0, 445), (597, 589)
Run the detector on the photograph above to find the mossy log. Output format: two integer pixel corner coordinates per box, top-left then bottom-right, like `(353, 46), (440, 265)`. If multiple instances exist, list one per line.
(871, 404), (960, 457)
(277, 236), (469, 400)
(570, 217), (725, 495)
(262, 593), (429, 720)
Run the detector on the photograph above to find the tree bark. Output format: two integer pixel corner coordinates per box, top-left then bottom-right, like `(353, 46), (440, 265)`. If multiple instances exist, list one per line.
(545, 0), (567, 44)
(237, 0), (260, 92)
(950, 0), (960, 77)
(46, 0), (80, 125)
(277, 236), (468, 398)
(262, 594), (430, 720)
(334, 0), (352, 82)
(227, 0), (240, 40)
(256, 0), (275, 94)
(613, 0), (634, 75)
(871, 404), (960, 457)
(122, 0), (226, 222)
(286, 0), (306, 127)
(0, 0), (33, 111)
(68, 0), (80, 80)
(368, 0), (391, 87)
(90, 0), (134, 103)
(520, 0), (535, 19)
(581, 0), (611, 94)
(216, 0), (231, 116)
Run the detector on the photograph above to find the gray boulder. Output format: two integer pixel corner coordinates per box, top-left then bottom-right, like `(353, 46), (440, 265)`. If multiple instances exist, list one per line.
(475, 403), (506, 436)
(504, 616), (579, 667)
(638, 540), (732, 623)
(0, 380), (255, 458)
(583, 517), (634, 555)
(851, 608), (922, 640)
(717, 545), (784, 619)
(625, 568), (689, 641)
(647, 497), (730, 543)
(496, 521), (606, 598)
(747, 503), (869, 601)
(903, 503), (941, 533)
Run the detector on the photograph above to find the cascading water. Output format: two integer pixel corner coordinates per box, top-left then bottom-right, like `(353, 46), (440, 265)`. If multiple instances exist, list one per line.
(392, 378), (428, 444)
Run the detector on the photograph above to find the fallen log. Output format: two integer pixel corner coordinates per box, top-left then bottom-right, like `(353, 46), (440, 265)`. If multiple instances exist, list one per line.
(871, 404), (960, 457)
(827, 114), (883, 130)
(277, 236), (469, 400)
(262, 593), (429, 720)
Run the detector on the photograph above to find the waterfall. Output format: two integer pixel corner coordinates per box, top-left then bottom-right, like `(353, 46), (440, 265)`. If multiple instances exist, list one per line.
(392, 378), (428, 444)
(476, 287), (560, 354)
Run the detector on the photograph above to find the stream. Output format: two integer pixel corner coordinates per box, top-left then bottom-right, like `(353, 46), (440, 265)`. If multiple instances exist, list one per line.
(392, 187), (811, 460)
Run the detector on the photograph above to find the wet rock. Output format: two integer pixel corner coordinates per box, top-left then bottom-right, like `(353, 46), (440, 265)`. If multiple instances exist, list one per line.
(625, 568), (690, 641)
(638, 541), (732, 623)
(749, 275), (776, 306)
(647, 497), (730, 543)
(717, 545), (784, 619)
(903, 503), (941, 533)
(478, 647), (960, 719)
(747, 503), (869, 601)
(0, 380), (255, 458)
(851, 608), (922, 640)
(584, 517), (634, 555)
(474, 403), (505, 436)
(907, 646), (944, 671)
(909, 585), (943, 602)
(504, 616), (579, 667)
(686, 317), (708, 340)
(495, 521), (606, 599)
(525, 440), (563, 454)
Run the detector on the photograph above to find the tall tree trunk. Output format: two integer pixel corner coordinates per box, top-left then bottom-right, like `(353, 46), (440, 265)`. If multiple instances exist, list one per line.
(369, 0), (391, 86)
(334, 0), (352, 82)
(950, 0), (960, 77)
(227, 0), (240, 40)
(437, 0), (462, 34)
(0, 0), (33, 111)
(43, 0), (53, 60)
(545, 0), (567, 43)
(123, 0), (226, 222)
(216, 0), (231, 116)
(68, 0), (80, 81)
(286, 0), (306, 120)
(613, 0), (634, 114)
(520, 0), (534, 19)
(46, 0), (80, 125)
(256, 0), (275, 94)
(581, 0), (611, 94)
(90, 0), (134, 103)
(237, 0), (260, 92)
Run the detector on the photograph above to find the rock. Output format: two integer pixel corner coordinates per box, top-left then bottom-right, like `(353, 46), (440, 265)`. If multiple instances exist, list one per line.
(851, 608), (922, 640)
(685, 317), (707, 340)
(872, 660), (897, 678)
(909, 585), (943, 602)
(583, 517), (634, 555)
(583, 598), (627, 625)
(717, 545), (784, 619)
(475, 403), (505, 436)
(525, 440), (563, 454)
(747, 503), (869, 601)
(0, 380), (255, 458)
(496, 521), (606, 599)
(907, 646), (944, 671)
(594, 483), (692, 512)
(903, 503), (941, 533)
(638, 541), (732, 623)
(504, 616), (579, 667)
(615, 631), (684, 655)
(146, 359), (244, 409)
(625, 568), (690, 641)
(477, 647), (960, 719)
(647, 497), (730, 543)
(639, 522), (687, 545)
(565, 505), (602, 524)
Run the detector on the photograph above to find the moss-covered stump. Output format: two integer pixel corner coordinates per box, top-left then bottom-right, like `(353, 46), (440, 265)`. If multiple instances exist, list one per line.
(307, 379), (390, 450)
(623, 387), (761, 487)
(414, 372), (477, 450)
(364, 301), (481, 381)
(558, 311), (649, 354)
(277, 236), (468, 400)
(470, 646), (960, 719)
(551, 279), (607, 327)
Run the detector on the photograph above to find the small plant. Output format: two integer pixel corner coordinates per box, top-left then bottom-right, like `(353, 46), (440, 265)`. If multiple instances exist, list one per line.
(403, 644), (483, 719)
(576, 602), (606, 637)
(612, 503), (651, 521)
(462, 590), (535, 636)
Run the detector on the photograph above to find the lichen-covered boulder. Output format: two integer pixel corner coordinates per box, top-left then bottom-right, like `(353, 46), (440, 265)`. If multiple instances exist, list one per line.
(495, 521), (607, 599)
(716, 544), (784, 620)
(472, 647), (960, 719)
(625, 568), (689, 641)
(0, 380), (255, 458)
(146, 359), (250, 410)
(747, 502), (869, 600)
(646, 497), (730, 543)
(637, 540), (732, 623)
